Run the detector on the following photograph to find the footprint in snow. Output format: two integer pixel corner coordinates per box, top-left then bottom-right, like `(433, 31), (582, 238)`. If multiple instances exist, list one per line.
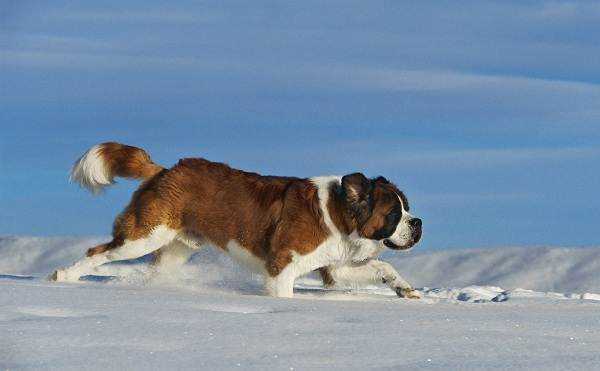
(191, 304), (277, 314)
(10, 306), (105, 321)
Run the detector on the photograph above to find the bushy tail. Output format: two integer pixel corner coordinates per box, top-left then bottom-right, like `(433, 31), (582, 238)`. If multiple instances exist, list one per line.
(70, 142), (164, 194)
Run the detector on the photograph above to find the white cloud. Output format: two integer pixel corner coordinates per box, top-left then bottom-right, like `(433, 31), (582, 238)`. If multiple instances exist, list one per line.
(2, 34), (118, 53)
(301, 66), (600, 96)
(332, 146), (598, 175)
(247, 139), (600, 172)
(4, 46), (600, 100)
(417, 192), (537, 205)
(304, 142), (600, 171)
(391, 147), (600, 166)
(0, 50), (204, 70)
(47, 10), (224, 24)
(535, 2), (600, 20)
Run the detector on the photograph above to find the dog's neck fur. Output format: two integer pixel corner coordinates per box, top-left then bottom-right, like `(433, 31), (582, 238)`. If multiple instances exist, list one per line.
(326, 182), (358, 236)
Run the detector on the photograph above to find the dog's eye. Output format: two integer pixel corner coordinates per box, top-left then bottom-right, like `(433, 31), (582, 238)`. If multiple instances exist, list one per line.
(386, 210), (401, 223)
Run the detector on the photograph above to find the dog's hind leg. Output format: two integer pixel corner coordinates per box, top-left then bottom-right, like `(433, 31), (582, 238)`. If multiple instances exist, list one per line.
(151, 240), (197, 274)
(50, 225), (178, 282)
(318, 267), (336, 288)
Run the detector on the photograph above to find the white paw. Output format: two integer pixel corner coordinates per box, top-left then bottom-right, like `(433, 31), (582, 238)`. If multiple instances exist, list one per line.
(48, 269), (79, 282)
(395, 287), (421, 299)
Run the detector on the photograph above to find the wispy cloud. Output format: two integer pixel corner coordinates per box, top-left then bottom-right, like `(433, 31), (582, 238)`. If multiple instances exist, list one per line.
(534, 2), (600, 20)
(385, 147), (600, 168)
(3, 42), (600, 125)
(417, 192), (538, 205)
(304, 66), (600, 95)
(5, 44), (600, 98)
(300, 142), (600, 171)
(1, 34), (119, 53)
(235, 139), (600, 173)
(48, 10), (224, 24)
(0, 50), (201, 70)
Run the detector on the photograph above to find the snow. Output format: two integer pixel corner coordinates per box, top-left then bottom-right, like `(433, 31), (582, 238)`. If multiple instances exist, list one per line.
(1, 236), (600, 370)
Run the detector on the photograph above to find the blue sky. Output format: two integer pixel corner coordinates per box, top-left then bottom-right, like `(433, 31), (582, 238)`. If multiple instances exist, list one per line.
(1, 1), (599, 250)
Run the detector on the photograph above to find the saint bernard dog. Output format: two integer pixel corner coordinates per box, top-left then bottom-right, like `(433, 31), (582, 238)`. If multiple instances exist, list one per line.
(51, 142), (423, 299)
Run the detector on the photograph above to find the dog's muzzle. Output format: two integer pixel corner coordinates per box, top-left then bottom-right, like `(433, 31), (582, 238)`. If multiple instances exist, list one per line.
(383, 218), (422, 250)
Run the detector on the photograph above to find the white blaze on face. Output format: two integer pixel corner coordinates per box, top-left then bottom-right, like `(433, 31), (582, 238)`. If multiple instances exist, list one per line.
(386, 194), (416, 248)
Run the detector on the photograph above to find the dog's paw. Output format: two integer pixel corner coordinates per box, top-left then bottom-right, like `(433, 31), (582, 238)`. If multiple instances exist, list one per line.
(395, 287), (421, 299)
(48, 269), (76, 282)
(48, 270), (60, 281)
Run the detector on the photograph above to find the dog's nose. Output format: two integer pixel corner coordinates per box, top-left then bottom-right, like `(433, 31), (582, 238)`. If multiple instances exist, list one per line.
(409, 218), (422, 229)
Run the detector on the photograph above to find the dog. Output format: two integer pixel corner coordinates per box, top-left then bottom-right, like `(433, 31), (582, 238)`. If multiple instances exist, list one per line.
(51, 142), (423, 298)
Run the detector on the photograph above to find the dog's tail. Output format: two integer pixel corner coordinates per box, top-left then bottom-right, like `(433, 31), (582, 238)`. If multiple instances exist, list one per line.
(70, 142), (164, 194)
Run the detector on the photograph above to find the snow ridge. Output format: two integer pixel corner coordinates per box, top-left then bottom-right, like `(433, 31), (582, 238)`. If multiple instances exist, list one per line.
(1, 236), (599, 295)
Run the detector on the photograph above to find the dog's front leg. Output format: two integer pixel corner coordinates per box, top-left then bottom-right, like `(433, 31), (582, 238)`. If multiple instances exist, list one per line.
(329, 259), (420, 299)
(367, 260), (421, 299)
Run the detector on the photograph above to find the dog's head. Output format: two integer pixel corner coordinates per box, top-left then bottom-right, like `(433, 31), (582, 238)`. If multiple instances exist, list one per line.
(341, 173), (422, 250)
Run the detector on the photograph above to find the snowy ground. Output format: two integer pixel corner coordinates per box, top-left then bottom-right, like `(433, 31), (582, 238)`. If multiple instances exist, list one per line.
(1, 236), (600, 370)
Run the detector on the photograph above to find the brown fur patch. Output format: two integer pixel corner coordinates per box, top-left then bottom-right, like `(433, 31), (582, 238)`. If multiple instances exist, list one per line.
(98, 142), (164, 181)
(86, 244), (111, 257)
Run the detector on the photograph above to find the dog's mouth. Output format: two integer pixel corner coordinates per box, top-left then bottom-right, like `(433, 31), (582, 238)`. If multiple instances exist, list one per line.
(383, 230), (421, 250)
(383, 239), (412, 250)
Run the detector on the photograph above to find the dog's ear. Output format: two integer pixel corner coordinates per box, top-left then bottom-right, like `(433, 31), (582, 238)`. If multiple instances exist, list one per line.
(373, 176), (389, 184)
(341, 173), (373, 222)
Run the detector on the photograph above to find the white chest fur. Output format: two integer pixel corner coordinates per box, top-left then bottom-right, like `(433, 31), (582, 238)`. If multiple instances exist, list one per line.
(290, 177), (385, 271)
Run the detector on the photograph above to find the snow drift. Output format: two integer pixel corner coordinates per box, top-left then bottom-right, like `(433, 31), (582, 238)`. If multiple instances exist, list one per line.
(1, 236), (599, 293)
